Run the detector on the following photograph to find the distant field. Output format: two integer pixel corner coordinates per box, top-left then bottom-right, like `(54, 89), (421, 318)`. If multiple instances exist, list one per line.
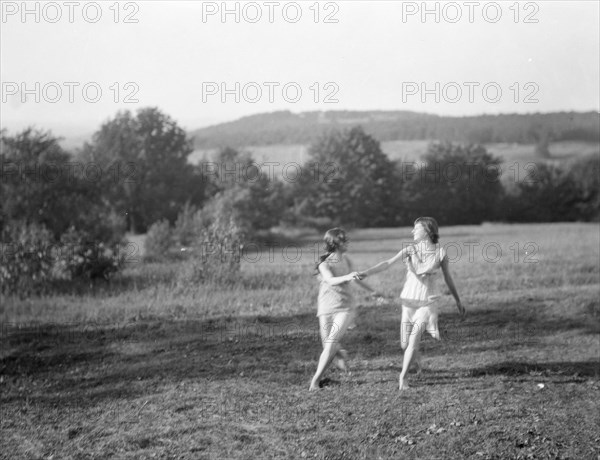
(1, 223), (599, 458)
(383, 140), (600, 163)
(188, 141), (599, 183)
(187, 140), (599, 195)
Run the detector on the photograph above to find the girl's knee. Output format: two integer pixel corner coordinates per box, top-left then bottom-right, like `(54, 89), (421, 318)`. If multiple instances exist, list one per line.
(401, 321), (414, 336)
(323, 322), (341, 343)
(322, 341), (338, 355)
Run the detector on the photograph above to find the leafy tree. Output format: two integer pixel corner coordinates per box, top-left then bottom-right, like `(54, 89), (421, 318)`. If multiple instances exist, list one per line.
(79, 107), (207, 233)
(291, 126), (398, 227)
(568, 155), (600, 221)
(199, 147), (287, 234)
(505, 159), (597, 222)
(1, 128), (124, 242)
(403, 142), (504, 225)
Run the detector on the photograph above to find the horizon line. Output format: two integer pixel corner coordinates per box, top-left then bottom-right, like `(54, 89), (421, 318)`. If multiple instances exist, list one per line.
(3, 107), (599, 141)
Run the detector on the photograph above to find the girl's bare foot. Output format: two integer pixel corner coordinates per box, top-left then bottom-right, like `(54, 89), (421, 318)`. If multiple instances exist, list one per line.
(309, 380), (319, 391)
(404, 359), (423, 375)
(334, 357), (347, 372)
(399, 374), (410, 390)
(334, 349), (349, 373)
(414, 361), (422, 375)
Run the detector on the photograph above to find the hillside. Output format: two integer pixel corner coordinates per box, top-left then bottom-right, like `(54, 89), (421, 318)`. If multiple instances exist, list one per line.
(190, 110), (600, 149)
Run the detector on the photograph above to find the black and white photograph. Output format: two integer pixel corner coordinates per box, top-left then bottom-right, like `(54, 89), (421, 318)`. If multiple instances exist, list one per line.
(1, 1), (599, 458)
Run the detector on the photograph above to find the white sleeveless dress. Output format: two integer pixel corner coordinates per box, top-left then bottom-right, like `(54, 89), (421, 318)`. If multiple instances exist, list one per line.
(400, 244), (446, 338)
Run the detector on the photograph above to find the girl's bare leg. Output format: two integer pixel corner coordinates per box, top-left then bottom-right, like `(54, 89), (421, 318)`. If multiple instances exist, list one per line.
(334, 348), (349, 372)
(319, 315), (350, 373)
(400, 318), (420, 372)
(400, 311), (412, 352)
(412, 349), (422, 375)
(399, 322), (424, 390)
(310, 311), (354, 391)
(415, 313), (440, 375)
(334, 314), (358, 373)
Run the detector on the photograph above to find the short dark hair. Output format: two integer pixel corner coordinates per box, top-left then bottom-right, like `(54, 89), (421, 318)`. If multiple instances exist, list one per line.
(414, 217), (439, 244)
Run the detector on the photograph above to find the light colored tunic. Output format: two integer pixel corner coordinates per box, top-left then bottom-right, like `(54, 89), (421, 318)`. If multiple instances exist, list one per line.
(401, 244), (446, 307)
(400, 244), (447, 338)
(317, 255), (356, 317)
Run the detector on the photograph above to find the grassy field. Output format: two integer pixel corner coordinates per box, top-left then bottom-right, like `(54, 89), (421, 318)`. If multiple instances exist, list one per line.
(1, 223), (599, 459)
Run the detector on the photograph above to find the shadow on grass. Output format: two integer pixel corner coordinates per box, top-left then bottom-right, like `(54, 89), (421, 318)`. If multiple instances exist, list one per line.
(0, 314), (320, 408)
(1, 299), (598, 409)
(438, 299), (600, 341)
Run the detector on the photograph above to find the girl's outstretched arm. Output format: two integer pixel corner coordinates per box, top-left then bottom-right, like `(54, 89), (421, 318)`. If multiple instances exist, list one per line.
(318, 261), (359, 286)
(359, 246), (413, 279)
(346, 256), (378, 294)
(441, 257), (465, 316)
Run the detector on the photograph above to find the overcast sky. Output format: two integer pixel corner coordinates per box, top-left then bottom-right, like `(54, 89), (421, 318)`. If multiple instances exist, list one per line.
(1, 1), (599, 139)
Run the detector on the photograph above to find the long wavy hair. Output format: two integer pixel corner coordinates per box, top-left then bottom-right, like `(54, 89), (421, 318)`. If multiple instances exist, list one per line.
(414, 217), (439, 244)
(314, 227), (348, 272)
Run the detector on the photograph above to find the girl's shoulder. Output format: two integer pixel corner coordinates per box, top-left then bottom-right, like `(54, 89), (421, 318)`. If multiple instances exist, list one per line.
(402, 244), (418, 258)
(436, 245), (446, 263)
(326, 251), (339, 261)
(322, 253), (344, 266)
(419, 244), (445, 264)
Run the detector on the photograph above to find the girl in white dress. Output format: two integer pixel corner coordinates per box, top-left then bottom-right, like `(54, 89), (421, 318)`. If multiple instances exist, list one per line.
(309, 228), (378, 391)
(357, 217), (465, 390)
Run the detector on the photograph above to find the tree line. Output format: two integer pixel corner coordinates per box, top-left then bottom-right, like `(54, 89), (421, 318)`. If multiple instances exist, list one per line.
(1, 107), (598, 295)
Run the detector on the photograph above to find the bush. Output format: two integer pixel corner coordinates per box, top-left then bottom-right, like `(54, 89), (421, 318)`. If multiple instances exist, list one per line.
(176, 214), (243, 287)
(173, 202), (199, 247)
(57, 227), (123, 286)
(0, 221), (126, 297)
(0, 221), (55, 297)
(144, 219), (173, 261)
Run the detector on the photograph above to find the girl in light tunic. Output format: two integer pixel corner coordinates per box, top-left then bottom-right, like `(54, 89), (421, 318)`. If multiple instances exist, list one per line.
(309, 227), (377, 391)
(358, 217), (465, 390)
